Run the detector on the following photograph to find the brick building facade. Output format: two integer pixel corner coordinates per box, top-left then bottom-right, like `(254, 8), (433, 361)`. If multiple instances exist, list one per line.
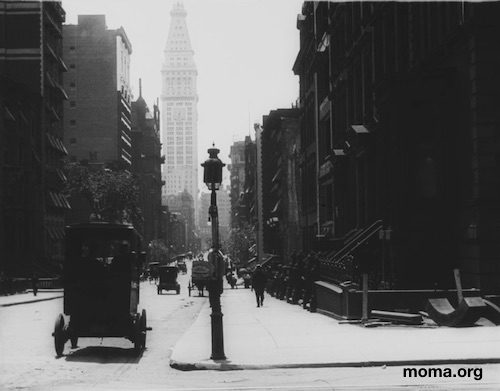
(63, 15), (132, 167)
(294, 2), (500, 291)
(131, 83), (163, 248)
(261, 109), (301, 261)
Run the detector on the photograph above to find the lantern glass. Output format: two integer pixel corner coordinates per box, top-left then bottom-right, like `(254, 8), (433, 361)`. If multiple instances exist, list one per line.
(201, 146), (225, 190)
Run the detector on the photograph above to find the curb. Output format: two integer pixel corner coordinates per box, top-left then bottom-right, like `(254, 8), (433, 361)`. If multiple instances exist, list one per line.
(169, 357), (500, 371)
(0, 295), (63, 308)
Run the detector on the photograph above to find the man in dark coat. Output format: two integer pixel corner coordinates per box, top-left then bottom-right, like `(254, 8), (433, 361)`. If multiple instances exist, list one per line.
(251, 264), (267, 307)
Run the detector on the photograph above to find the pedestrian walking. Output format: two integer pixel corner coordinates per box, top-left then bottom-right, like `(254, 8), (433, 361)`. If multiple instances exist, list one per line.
(31, 274), (39, 296)
(251, 264), (267, 307)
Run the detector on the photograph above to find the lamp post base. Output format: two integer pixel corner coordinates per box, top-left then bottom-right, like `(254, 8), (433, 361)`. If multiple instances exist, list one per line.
(210, 311), (226, 360)
(208, 279), (226, 360)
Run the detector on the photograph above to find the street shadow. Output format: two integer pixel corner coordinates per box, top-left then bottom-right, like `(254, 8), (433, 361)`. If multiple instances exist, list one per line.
(64, 345), (143, 363)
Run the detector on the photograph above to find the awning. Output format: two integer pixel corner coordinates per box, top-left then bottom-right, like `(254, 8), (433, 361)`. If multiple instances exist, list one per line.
(45, 71), (55, 88)
(319, 160), (334, 179)
(45, 226), (57, 240)
(351, 124), (370, 134)
(55, 83), (69, 100)
(54, 226), (65, 240)
(48, 192), (61, 208)
(45, 43), (58, 61)
(58, 57), (68, 72)
(261, 254), (280, 267)
(271, 168), (281, 184)
(55, 168), (67, 182)
(46, 225), (65, 240)
(50, 106), (60, 121)
(4, 106), (15, 121)
(55, 136), (68, 155)
(48, 192), (71, 209)
(46, 133), (58, 150)
(271, 199), (281, 214)
(60, 194), (71, 209)
(46, 133), (68, 155)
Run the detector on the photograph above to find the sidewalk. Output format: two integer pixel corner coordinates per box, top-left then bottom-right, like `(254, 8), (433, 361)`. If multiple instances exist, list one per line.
(170, 287), (500, 371)
(0, 290), (63, 307)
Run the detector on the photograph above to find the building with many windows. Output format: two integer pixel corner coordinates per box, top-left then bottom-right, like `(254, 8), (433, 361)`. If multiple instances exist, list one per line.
(228, 139), (247, 229)
(63, 15), (133, 167)
(161, 1), (199, 220)
(165, 190), (198, 254)
(1, 0), (69, 278)
(131, 81), (163, 248)
(261, 109), (301, 261)
(294, 1), (500, 292)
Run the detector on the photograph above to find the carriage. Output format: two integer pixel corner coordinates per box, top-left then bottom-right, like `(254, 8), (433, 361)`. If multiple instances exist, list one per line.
(188, 259), (211, 296)
(52, 222), (150, 357)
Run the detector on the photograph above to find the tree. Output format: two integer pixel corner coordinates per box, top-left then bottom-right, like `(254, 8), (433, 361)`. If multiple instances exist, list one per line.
(64, 162), (142, 227)
(223, 222), (256, 266)
(148, 239), (170, 264)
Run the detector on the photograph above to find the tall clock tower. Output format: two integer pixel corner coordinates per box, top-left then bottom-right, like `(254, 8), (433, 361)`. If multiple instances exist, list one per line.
(161, 1), (199, 220)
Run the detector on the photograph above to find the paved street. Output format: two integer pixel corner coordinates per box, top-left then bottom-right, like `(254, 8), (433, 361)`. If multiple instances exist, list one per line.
(0, 261), (499, 391)
(0, 269), (206, 390)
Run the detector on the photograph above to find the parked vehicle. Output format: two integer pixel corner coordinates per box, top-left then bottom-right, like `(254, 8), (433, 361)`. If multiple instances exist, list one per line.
(157, 265), (180, 294)
(53, 222), (149, 357)
(147, 262), (160, 283)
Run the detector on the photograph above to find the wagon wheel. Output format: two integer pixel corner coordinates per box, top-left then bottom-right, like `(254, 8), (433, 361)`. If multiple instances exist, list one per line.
(134, 310), (147, 354)
(52, 313), (66, 357)
(140, 309), (147, 349)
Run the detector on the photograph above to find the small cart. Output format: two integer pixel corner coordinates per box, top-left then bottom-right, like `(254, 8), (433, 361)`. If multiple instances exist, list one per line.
(188, 259), (211, 296)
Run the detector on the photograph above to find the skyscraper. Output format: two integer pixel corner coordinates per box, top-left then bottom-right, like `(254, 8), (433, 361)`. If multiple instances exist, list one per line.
(63, 15), (133, 167)
(161, 1), (199, 220)
(1, 1), (69, 276)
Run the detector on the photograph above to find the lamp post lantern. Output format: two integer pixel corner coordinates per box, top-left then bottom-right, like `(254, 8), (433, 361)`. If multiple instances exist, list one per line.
(201, 144), (226, 360)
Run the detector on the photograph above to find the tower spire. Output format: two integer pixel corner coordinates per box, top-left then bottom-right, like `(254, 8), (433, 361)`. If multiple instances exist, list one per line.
(139, 78), (142, 98)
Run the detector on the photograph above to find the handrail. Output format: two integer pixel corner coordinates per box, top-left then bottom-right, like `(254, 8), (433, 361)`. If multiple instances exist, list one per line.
(334, 222), (383, 265)
(328, 219), (383, 263)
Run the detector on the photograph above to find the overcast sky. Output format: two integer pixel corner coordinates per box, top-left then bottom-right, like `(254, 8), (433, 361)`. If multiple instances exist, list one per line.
(62, 0), (303, 185)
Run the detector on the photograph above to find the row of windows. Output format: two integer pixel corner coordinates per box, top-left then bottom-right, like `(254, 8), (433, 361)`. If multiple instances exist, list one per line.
(166, 107), (193, 112)
(166, 102), (189, 107)
(167, 137), (193, 142)
(166, 130), (193, 134)
(164, 72), (195, 77)
(166, 124), (193, 129)
(164, 88), (194, 95)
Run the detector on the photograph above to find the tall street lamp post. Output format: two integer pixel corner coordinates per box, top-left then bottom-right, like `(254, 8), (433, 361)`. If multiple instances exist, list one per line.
(201, 144), (226, 360)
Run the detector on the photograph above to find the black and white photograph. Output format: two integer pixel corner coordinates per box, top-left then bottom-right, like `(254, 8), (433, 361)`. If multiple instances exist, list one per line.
(1, 0), (500, 390)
